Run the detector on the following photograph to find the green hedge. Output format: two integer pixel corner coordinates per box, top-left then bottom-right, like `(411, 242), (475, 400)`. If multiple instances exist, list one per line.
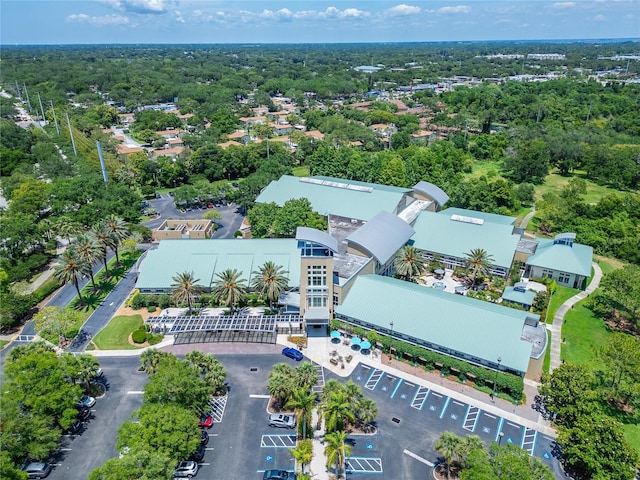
(131, 328), (147, 344)
(337, 321), (524, 402)
(32, 277), (62, 302)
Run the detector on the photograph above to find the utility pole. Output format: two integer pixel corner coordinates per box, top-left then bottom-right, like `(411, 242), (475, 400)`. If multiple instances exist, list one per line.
(14, 80), (21, 100)
(536, 106), (542, 123)
(586, 103), (592, 122)
(66, 112), (77, 156)
(50, 101), (60, 135)
(23, 83), (32, 111)
(37, 92), (46, 126)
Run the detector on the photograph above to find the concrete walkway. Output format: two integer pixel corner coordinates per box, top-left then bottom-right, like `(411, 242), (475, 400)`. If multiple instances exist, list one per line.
(547, 262), (602, 372)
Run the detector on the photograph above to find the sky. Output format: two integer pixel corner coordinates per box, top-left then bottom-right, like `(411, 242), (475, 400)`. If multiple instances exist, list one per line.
(0, 0), (638, 45)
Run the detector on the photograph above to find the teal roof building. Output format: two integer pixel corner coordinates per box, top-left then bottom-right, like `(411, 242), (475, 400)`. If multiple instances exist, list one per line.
(411, 209), (520, 275)
(335, 275), (535, 375)
(256, 175), (412, 221)
(136, 239), (300, 293)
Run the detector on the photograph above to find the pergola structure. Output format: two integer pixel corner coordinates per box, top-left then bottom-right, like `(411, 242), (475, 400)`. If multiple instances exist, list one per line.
(146, 314), (304, 345)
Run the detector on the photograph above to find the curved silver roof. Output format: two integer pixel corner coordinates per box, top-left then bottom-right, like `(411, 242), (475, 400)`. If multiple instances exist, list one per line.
(295, 227), (338, 252)
(555, 232), (576, 241)
(346, 211), (415, 265)
(413, 181), (450, 207)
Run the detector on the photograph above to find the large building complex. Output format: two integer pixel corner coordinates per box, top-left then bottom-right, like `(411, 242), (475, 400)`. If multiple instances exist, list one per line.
(136, 175), (593, 376)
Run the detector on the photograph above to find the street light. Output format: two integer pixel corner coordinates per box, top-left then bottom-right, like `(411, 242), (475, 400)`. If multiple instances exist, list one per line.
(390, 321), (394, 337)
(498, 432), (505, 446)
(492, 356), (502, 400)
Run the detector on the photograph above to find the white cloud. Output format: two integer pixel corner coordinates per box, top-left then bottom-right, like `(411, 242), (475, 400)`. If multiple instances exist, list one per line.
(174, 10), (184, 23)
(67, 13), (130, 25)
(385, 4), (421, 17)
(551, 2), (576, 8)
(437, 5), (471, 14)
(100, 0), (168, 14)
(594, 14), (606, 20)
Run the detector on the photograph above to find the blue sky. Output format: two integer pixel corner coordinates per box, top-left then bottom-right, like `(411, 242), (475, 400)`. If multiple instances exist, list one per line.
(1, 1), (638, 45)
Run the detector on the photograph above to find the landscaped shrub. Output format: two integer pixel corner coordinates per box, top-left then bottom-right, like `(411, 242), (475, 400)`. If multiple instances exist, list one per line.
(130, 293), (145, 309)
(131, 328), (147, 344)
(147, 306), (157, 313)
(159, 294), (171, 309)
(147, 333), (163, 345)
(32, 277), (62, 302)
(65, 327), (80, 339)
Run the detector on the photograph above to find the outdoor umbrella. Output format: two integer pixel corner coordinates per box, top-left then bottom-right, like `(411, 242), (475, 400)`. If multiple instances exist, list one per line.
(435, 268), (445, 275)
(360, 340), (372, 350)
(330, 330), (341, 339)
(350, 337), (361, 346)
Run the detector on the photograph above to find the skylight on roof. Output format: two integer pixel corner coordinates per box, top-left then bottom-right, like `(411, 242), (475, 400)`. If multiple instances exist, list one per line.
(450, 214), (484, 225)
(300, 177), (373, 193)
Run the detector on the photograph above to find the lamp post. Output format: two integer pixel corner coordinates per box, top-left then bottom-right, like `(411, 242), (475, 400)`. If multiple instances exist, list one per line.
(388, 321), (395, 363)
(492, 356), (502, 401)
(498, 431), (505, 446)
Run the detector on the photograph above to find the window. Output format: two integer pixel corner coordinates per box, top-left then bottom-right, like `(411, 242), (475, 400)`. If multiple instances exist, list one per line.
(558, 273), (571, 284)
(307, 295), (327, 308)
(307, 265), (327, 287)
(542, 269), (554, 279)
(333, 293), (339, 306)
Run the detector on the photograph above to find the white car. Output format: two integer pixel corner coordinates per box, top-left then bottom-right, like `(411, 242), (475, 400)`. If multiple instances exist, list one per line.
(174, 461), (198, 478)
(75, 394), (96, 408)
(268, 413), (296, 429)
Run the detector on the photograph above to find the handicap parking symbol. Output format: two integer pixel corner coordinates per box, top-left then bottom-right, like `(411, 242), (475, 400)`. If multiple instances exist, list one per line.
(450, 414), (458, 420)
(366, 443), (374, 450)
(356, 376), (361, 381)
(382, 386), (388, 391)
(401, 393), (407, 399)
(542, 451), (551, 460)
(266, 455), (273, 462)
(429, 405), (436, 411)
(507, 437), (514, 444)
(482, 426), (491, 433)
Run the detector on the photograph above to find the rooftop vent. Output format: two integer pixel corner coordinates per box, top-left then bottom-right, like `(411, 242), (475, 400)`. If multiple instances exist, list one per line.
(450, 214), (484, 225)
(300, 177), (373, 193)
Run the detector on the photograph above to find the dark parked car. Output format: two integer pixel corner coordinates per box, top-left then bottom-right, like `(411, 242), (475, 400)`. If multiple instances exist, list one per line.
(20, 462), (52, 479)
(77, 407), (91, 422)
(198, 415), (213, 429)
(262, 469), (296, 480)
(190, 444), (206, 462)
(281, 347), (303, 361)
(200, 430), (209, 445)
(65, 418), (82, 435)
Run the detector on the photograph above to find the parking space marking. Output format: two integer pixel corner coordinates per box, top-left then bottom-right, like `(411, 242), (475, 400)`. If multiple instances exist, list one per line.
(312, 364), (325, 393)
(365, 369), (384, 390)
(522, 427), (537, 455)
(250, 394), (271, 398)
(403, 449), (434, 467)
(463, 406), (480, 432)
(260, 434), (297, 448)
(494, 417), (504, 442)
(345, 457), (383, 473)
(126, 391), (144, 394)
(484, 412), (496, 419)
(208, 394), (228, 422)
(411, 386), (429, 410)
(390, 379), (403, 398)
(439, 396), (451, 419)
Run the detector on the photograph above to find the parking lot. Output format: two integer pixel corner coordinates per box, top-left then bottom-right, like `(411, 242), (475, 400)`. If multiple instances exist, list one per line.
(44, 352), (565, 479)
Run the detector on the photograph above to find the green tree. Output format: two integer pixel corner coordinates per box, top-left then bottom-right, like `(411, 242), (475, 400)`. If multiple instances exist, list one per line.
(594, 265), (640, 327)
(90, 222), (115, 277)
(324, 430), (352, 479)
(251, 261), (290, 310)
(143, 357), (210, 412)
(74, 234), (101, 290)
(295, 361), (319, 391)
(286, 388), (316, 440)
(558, 414), (639, 480)
(0, 451), (28, 480)
(321, 391), (356, 433)
(185, 350), (227, 395)
(54, 247), (89, 303)
(139, 349), (173, 374)
(290, 438), (313, 473)
(597, 333), (640, 411)
(33, 306), (84, 347)
(393, 245), (425, 282)
(267, 363), (296, 407)
(212, 268), (246, 313)
(88, 449), (174, 480)
(435, 431), (464, 478)
(463, 248), (494, 285)
(104, 215), (129, 265)
(170, 271), (203, 314)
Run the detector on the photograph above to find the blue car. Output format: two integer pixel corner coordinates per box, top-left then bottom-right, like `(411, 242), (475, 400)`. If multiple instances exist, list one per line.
(282, 347), (303, 361)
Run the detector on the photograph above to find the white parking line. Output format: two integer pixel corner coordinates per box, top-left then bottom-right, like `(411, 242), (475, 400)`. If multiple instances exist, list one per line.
(126, 391), (144, 394)
(250, 394), (271, 398)
(403, 449), (434, 467)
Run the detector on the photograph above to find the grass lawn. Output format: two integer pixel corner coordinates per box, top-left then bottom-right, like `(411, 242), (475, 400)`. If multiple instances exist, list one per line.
(470, 160), (502, 177)
(92, 315), (144, 350)
(622, 424), (640, 456)
(535, 170), (625, 204)
(292, 165), (310, 177)
(594, 255), (625, 275)
(0, 340), (8, 349)
(542, 330), (551, 373)
(561, 301), (609, 365)
(547, 285), (581, 324)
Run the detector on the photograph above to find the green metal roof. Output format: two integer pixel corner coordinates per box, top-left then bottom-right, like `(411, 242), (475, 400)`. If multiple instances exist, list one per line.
(526, 238), (593, 277)
(136, 239), (300, 291)
(335, 275), (533, 374)
(438, 207), (517, 226)
(502, 287), (536, 306)
(412, 210), (520, 269)
(255, 175), (410, 221)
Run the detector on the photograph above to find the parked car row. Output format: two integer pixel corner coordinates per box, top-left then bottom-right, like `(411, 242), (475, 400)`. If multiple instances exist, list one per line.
(173, 413), (213, 477)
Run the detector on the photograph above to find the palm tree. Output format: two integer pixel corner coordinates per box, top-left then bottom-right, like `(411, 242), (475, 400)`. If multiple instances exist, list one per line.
(251, 261), (289, 311)
(267, 372), (294, 408)
(54, 246), (88, 302)
(295, 361), (319, 391)
(139, 350), (172, 374)
(290, 439), (313, 473)
(74, 234), (100, 290)
(393, 245), (425, 282)
(463, 248), (495, 285)
(104, 214), (129, 264)
(91, 222), (115, 277)
(286, 388), (317, 440)
(435, 431), (463, 479)
(56, 218), (83, 245)
(171, 271), (203, 314)
(212, 268), (246, 313)
(324, 430), (352, 479)
(459, 435), (485, 468)
(354, 397), (378, 432)
(322, 391), (356, 433)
